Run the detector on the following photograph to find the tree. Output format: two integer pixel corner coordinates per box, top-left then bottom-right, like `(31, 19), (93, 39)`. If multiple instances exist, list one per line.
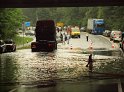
(0, 8), (24, 39)
(22, 7), (124, 31)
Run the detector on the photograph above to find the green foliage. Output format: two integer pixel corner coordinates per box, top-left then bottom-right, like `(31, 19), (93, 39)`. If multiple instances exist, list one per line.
(22, 7), (124, 31)
(13, 36), (33, 46)
(0, 8), (24, 39)
(0, 7), (123, 44)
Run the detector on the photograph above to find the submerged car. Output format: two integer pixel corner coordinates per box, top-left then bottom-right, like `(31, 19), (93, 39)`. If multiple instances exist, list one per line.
(4, 39), (16, 52)
(0, 40), (6, 53)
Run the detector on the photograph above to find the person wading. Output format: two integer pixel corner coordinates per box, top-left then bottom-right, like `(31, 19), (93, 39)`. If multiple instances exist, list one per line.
(86, 54), (93, 72)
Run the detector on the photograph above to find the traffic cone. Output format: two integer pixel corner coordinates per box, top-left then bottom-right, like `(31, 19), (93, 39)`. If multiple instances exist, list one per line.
(70, 44), (73, 49)
(89, 45), (93, 49)
(90, 44), (93, 49)
(112, 43), (115, 48)
(89, 41), (93, 50)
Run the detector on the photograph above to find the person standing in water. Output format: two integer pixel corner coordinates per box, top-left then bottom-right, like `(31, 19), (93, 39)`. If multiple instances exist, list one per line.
(86, 54), (93, 72)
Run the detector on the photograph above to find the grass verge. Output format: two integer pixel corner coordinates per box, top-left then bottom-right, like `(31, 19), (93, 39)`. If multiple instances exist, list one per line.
(13, 35), (33, 50)
(13, 36), (33, 46)
(17, 44), (31, 50)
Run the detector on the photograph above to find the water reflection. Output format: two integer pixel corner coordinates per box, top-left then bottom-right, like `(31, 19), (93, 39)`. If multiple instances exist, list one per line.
(0, 54), (18, 84)
(0, 54), (20, 92)
(83, 49), (123, 57)
(0, 50), (123, 83)
(94, 57), (124, 75)
(0, 48), (124, 89)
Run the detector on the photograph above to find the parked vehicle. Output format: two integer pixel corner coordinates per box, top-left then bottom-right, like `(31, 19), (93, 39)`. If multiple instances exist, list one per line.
(103, 30), (111, 37)
(25, 31), (35, 36)
(0, 40), (6, 53)
(80, 27), (86, 32)
(87, 19), (105, 35)
(31, 20), (57, 52)
(71, 27), (80, 38)
(4, 39), (16, 52)
(110, 30), (122, 42)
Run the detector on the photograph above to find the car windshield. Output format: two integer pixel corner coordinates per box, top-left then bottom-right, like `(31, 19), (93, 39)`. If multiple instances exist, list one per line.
(0, 6), (124, 92)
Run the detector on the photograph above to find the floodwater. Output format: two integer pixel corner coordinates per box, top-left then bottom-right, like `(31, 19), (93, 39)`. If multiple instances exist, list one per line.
(0, 48), (124, 92)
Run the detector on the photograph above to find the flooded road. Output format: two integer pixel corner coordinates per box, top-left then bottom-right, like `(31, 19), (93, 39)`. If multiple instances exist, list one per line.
(0, 48), (123, 82)
(0, 48), (124, 92)
(0, 33), (124, 92)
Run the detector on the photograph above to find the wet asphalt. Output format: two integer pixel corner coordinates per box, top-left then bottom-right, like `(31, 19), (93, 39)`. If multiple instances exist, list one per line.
(0, 33), (124, 92)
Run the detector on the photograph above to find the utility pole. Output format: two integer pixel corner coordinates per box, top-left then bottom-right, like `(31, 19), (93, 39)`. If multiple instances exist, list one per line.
(22, 22), (25, 47)
(36, 8), (38, 21)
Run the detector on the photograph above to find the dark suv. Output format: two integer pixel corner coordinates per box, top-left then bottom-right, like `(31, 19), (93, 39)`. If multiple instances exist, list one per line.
(4, 39), (16, 52)
(0, 40), (6, 53)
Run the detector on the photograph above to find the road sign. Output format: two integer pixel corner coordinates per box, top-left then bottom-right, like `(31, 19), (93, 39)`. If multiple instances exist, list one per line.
(25, 22), (30, 27)
(56, 22), (64, 27)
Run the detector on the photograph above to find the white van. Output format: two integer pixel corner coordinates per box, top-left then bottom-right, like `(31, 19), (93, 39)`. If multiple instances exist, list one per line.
(110, 30), (122, 42)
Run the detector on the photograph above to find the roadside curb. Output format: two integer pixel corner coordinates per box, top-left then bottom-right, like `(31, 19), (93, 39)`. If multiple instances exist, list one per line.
(99, 35), (124, 57)
(99, 35), (119, 48)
